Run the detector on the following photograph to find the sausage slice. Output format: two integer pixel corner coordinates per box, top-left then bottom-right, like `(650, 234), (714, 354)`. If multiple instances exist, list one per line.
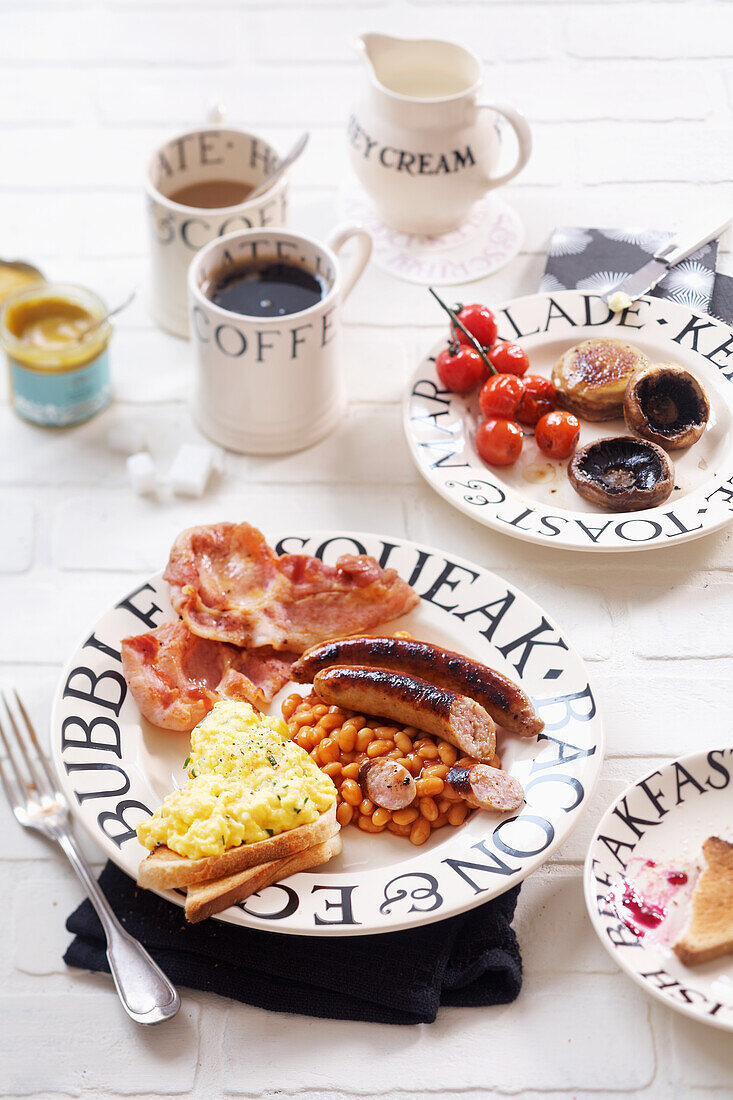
(313, 665), (496, 762)
(358, 759), (416, 810)
(293, 636), (543, 738)
(446, 764), (524, 812)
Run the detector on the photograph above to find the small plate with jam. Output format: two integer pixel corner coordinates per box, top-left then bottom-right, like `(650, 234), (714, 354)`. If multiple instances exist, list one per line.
(584, 749), (733, 1031)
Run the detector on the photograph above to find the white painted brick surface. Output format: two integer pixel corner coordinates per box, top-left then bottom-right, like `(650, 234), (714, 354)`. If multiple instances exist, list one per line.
(566, 4), (733, 59)
(222, 974), (655, 1094)
(2, 0), (732, 1094)
(629, 582), (733, 658)
(0, 995), (200, 1096)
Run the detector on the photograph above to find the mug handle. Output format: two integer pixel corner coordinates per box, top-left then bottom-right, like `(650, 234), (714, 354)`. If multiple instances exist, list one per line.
(327, 224), (373, 301)
(476, 102), (532, 188)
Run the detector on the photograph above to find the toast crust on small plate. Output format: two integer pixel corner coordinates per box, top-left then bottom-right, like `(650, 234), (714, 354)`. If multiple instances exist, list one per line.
(185, 833), (342, 923)
(674, 837), (733, 967)
(137, 802), (337, 890)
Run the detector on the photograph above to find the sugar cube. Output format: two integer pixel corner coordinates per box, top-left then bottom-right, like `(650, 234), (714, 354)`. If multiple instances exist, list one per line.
(169, 443), (219, 497)
(126, 451), (157, 495)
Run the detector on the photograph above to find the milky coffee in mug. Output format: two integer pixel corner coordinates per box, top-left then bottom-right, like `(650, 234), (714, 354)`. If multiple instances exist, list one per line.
(146, 127), (288, 338)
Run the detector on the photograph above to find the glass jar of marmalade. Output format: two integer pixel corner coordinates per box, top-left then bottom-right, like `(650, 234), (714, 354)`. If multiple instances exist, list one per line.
(0, 283), (113, 426)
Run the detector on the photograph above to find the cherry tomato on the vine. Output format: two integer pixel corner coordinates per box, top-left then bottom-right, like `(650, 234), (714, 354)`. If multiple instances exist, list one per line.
(517, 374), (557, 426)
(479, 373), (524, 419)
(435, 344), (487, 394)
(488, 341), (530, 376)
(475, 418), (523, 467)
(535, 410), (580, 460)
(453, 303), (498, 350)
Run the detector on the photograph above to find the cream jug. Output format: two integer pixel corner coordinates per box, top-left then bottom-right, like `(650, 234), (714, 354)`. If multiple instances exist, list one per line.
(348, 34), (532, 236)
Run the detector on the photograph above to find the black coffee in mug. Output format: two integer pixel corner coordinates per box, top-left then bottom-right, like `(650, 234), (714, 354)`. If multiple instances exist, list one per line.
(203, 258), (329, 318)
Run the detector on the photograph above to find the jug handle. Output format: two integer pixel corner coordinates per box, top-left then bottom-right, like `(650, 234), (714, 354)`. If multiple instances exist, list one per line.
(476, 102), (532, 188)
(327, 224), (373, 301)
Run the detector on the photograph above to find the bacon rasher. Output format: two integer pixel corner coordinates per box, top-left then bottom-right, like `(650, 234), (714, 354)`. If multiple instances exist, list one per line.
(163, 522), (419, 652)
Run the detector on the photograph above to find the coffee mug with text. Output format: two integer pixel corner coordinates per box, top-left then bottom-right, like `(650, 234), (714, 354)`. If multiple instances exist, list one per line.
(188, 225), (372, 454)
(146, 127), (288, 338)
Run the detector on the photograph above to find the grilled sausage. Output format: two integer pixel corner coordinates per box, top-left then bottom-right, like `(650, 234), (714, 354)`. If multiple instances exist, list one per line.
(293, 636), (543, 738)
(358, 759), (416, 810)
(446, 764), (524, 813)
(313, 665), (496, 762)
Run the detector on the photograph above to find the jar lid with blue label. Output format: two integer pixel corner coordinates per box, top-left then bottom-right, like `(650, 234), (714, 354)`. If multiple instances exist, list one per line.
(0, 282), (113, 427)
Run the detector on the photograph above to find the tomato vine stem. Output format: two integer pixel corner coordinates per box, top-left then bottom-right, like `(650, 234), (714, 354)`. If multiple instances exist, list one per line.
(428, 287), (497, 375)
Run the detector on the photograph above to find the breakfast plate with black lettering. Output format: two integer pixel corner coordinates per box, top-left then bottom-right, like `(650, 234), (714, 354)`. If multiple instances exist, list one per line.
(404, 290), (733, 552)
(585, 750), (733, 1031)
(51, 531), (603, 936)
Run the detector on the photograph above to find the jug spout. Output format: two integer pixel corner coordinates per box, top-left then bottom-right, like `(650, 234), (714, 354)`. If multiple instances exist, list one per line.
(352, 33), (396, 71)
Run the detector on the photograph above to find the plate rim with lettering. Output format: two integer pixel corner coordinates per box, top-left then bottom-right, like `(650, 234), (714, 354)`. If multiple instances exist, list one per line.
(51, 530), (604, 936)
(403, 290), (733, 553)
(584, 750), (733, 1032)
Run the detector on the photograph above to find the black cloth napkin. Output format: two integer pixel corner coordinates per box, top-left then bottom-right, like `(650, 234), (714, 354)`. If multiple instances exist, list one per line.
(541, 226), (720, 314)
(65, 862), (521, 1024)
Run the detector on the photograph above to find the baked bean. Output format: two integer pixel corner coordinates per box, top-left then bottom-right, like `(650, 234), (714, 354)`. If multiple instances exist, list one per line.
(356, 727), (375, 752)
(358, 814), (384, 833)
(415, 740), (439, 760)
(366, 739), (392, 758)
(394, 731), (412, 755)
(341, 762), (361, 781)
(337, 726), (357, 753)
(318, 713), (342, 732)
(433, 813), (448, 829)
(387, 821), (412, 837)
(405, 754), (423, 776)
(312, 705), (328, 719)
(410, 818), (431, 846)
(341, 779), (362, 806)
(394, 756), (412, 770)
(419, 796), (439, 822)
(336, 802), (353, 827)
(375, 726), (398, 740)
(392, 807), (419, 826)
(319, 738), (340, 764)
(448, 803), (469, 827)
(416, 776), (444, 798)
(282, 695), (300, 720)
(421, 763), (449, 779)
(438, 798), (452, 814)
(438, 741), (458, 766)
(359, 797), (375, 816)
(372, 807), (391, 828)
(322, 761), (342, 778)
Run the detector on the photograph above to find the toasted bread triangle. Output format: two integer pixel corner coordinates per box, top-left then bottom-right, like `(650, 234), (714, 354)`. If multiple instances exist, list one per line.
(185, 833), (342, 923)
(674, 836), (733, 967)
(137, 802), (337, 891)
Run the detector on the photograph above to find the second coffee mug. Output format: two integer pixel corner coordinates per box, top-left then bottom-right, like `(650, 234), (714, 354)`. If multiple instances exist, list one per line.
(146, 127), (288, 338)
(188, 225), (372, 455)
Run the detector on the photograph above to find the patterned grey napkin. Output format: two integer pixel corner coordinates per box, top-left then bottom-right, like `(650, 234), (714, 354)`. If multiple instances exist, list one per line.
(541, 227), (720, 316)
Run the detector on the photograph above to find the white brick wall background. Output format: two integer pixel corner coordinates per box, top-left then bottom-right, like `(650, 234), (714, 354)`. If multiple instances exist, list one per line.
(1, 0), (732, 1096)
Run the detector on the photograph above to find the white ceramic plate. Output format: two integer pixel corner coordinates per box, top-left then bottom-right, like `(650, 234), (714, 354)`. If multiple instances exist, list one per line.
(404, 290), (733, 552)
(584, 750), (733, 1031)
(51, 531), (603, 936)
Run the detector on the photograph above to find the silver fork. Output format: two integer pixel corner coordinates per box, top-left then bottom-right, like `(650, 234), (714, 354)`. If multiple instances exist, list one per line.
(0, 687), (180, 1025)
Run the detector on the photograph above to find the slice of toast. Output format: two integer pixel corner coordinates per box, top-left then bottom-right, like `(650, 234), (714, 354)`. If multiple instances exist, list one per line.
(673, 836), (733, 967)
(185, 833), (342, 923)
(137, 802), (338, 890)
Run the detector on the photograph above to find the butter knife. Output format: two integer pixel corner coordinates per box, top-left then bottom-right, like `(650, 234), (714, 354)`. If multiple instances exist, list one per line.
(604, 214), (732, 308)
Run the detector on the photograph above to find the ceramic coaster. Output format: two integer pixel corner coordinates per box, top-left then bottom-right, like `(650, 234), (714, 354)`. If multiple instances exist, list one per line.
(340, 183), (523, 285)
